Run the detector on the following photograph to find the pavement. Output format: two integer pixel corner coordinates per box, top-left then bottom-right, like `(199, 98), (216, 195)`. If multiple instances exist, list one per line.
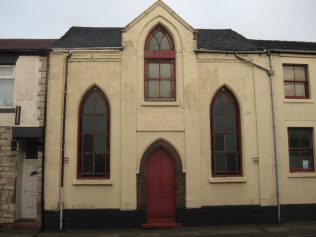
(1, 221), (316, 237)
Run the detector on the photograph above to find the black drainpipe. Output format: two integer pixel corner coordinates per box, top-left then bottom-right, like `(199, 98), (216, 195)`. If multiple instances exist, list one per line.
(60, 50), (72, 230)
(41, 50), (50, 231)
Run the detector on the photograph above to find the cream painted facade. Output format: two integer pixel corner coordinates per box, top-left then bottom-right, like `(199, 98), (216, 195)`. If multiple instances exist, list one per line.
(44, 1), (316, 229)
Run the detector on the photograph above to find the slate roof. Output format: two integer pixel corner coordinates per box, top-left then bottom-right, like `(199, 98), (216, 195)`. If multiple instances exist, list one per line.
(251, 39), (316, 52)
(53, 26), (316, 53)
(0, 39), (57, 50)
(54, 27), (123, 48)
(196, 29), (259, 51)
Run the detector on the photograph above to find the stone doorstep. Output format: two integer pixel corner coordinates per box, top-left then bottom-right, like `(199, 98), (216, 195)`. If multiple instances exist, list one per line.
(12, 220), (39, 230)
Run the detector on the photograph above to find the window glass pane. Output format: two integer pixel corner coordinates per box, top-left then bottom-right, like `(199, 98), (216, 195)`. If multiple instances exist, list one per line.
(213, 115), (225, 132)
(95, 115), (106, 133)
(148, 63), (159, 78)
(283, 66), (294, 81)
(295, 83), (306, 97)
(300, 150), (313, 169)
(226, 115), (237, 132)
(300, 129), (312, 148)
(212, 98), (223, 113)
(226, 134), (237, 151)
(214, 152), (226, 172)
(160, 36), (171, 50)
(154, 31), (164, 43)
(25, 140), (38, 159)
(284, 82), (295, 96)
(82, 134), (93, 153)
(160, 80), (171, 97)
(83, 98), (93, 114)
(82, 115), (94, 133)
(0, 80), (14, 106)
(214, 134), (224, 151)
(160, 64), (171, 78)
(82, 154), (93, 173)
(148, 80), (159, 97)
(95, 98), (106, 113)
(227, 153), (238, 172)
(289, 131), (299, 148)
(221, 93), (236, 113)
(95, 154), (106, 174)
(95, 135), (106, 154)
(0, 67), (14, 77)
(294, 66), (306, 81)
(289, 150), (300, 169)
(148, 38), (159, 50)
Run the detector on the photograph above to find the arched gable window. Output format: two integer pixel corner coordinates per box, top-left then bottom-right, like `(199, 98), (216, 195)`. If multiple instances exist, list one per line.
(78, 87), (110, 178)
(144, 26), (176, 101)
(210, 88), (241, 176)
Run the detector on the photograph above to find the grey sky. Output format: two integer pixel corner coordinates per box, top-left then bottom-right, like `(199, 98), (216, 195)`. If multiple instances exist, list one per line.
(1, 0), (316, 42)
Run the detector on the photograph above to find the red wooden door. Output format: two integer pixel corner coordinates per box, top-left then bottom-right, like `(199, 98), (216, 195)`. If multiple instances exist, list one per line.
(146, 149), (176, 222)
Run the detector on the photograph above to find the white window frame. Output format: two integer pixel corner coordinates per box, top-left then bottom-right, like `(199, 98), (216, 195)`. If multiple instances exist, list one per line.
(0, 65), (15, 107)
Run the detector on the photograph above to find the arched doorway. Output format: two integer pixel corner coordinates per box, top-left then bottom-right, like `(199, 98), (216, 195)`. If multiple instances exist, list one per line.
(137, 139), (185, 228)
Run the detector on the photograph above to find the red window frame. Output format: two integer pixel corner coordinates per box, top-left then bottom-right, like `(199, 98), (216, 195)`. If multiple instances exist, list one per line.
(210, 88), (242, 176)
(77, 87), (110, 179)
(288, 128), (314, 172)
(283, 64), (309, 99)
(144, 26), (176, 101)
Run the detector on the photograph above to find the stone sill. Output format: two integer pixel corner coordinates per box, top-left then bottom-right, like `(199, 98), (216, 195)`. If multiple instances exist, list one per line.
(209, 177), (247, 183)
(288, 172), (316, 178)
(72, 179), (113, 186)
(283, 99), (314, 104)
(141, 101), (179, 107)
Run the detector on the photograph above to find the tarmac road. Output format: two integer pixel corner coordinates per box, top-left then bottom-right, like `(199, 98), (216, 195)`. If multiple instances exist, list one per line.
(1, 221), (316, 237)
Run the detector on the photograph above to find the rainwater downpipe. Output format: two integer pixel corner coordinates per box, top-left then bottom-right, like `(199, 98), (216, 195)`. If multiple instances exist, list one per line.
(267, 50), (281, 223)
(41, 50), (51, 231)
(60, 50), (72, 230)
(235, 51), (281, 223)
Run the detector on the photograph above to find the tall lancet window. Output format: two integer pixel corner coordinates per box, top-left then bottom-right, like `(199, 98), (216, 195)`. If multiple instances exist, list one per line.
(144, 26), (176, 101)
(210, 88), (242, 176)
(78, 87), (110, 178)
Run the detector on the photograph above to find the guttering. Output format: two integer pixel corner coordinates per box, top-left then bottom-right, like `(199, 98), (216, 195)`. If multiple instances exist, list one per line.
(60, 50), (72, 230)
(195, 49), (265, 54)
(269, 49), (316, 55)
(0, 49), (50, 56)
(41, 49), (51, 231)
(195, 48), (316, 55)
(235, 52), (281, 223)
(52, 47), (123, 51)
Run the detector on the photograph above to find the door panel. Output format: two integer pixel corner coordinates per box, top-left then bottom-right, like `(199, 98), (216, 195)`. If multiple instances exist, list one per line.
(146, 149), (176, 220)
(22, 160), (37, 219)
(160, 151), (175, 217)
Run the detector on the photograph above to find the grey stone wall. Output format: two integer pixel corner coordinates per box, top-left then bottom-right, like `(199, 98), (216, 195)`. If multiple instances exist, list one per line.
(35, 56), (48, 226)
(0, 127), (17, 225)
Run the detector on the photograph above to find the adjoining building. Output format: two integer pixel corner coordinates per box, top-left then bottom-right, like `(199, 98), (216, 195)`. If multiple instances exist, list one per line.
(0, 39), (56, 229)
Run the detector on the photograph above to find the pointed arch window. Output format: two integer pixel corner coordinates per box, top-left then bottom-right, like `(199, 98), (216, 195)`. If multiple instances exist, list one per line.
(210, 88), (242, 176)
(144, 26), (176, 101)
(78, 87), (110, 178)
